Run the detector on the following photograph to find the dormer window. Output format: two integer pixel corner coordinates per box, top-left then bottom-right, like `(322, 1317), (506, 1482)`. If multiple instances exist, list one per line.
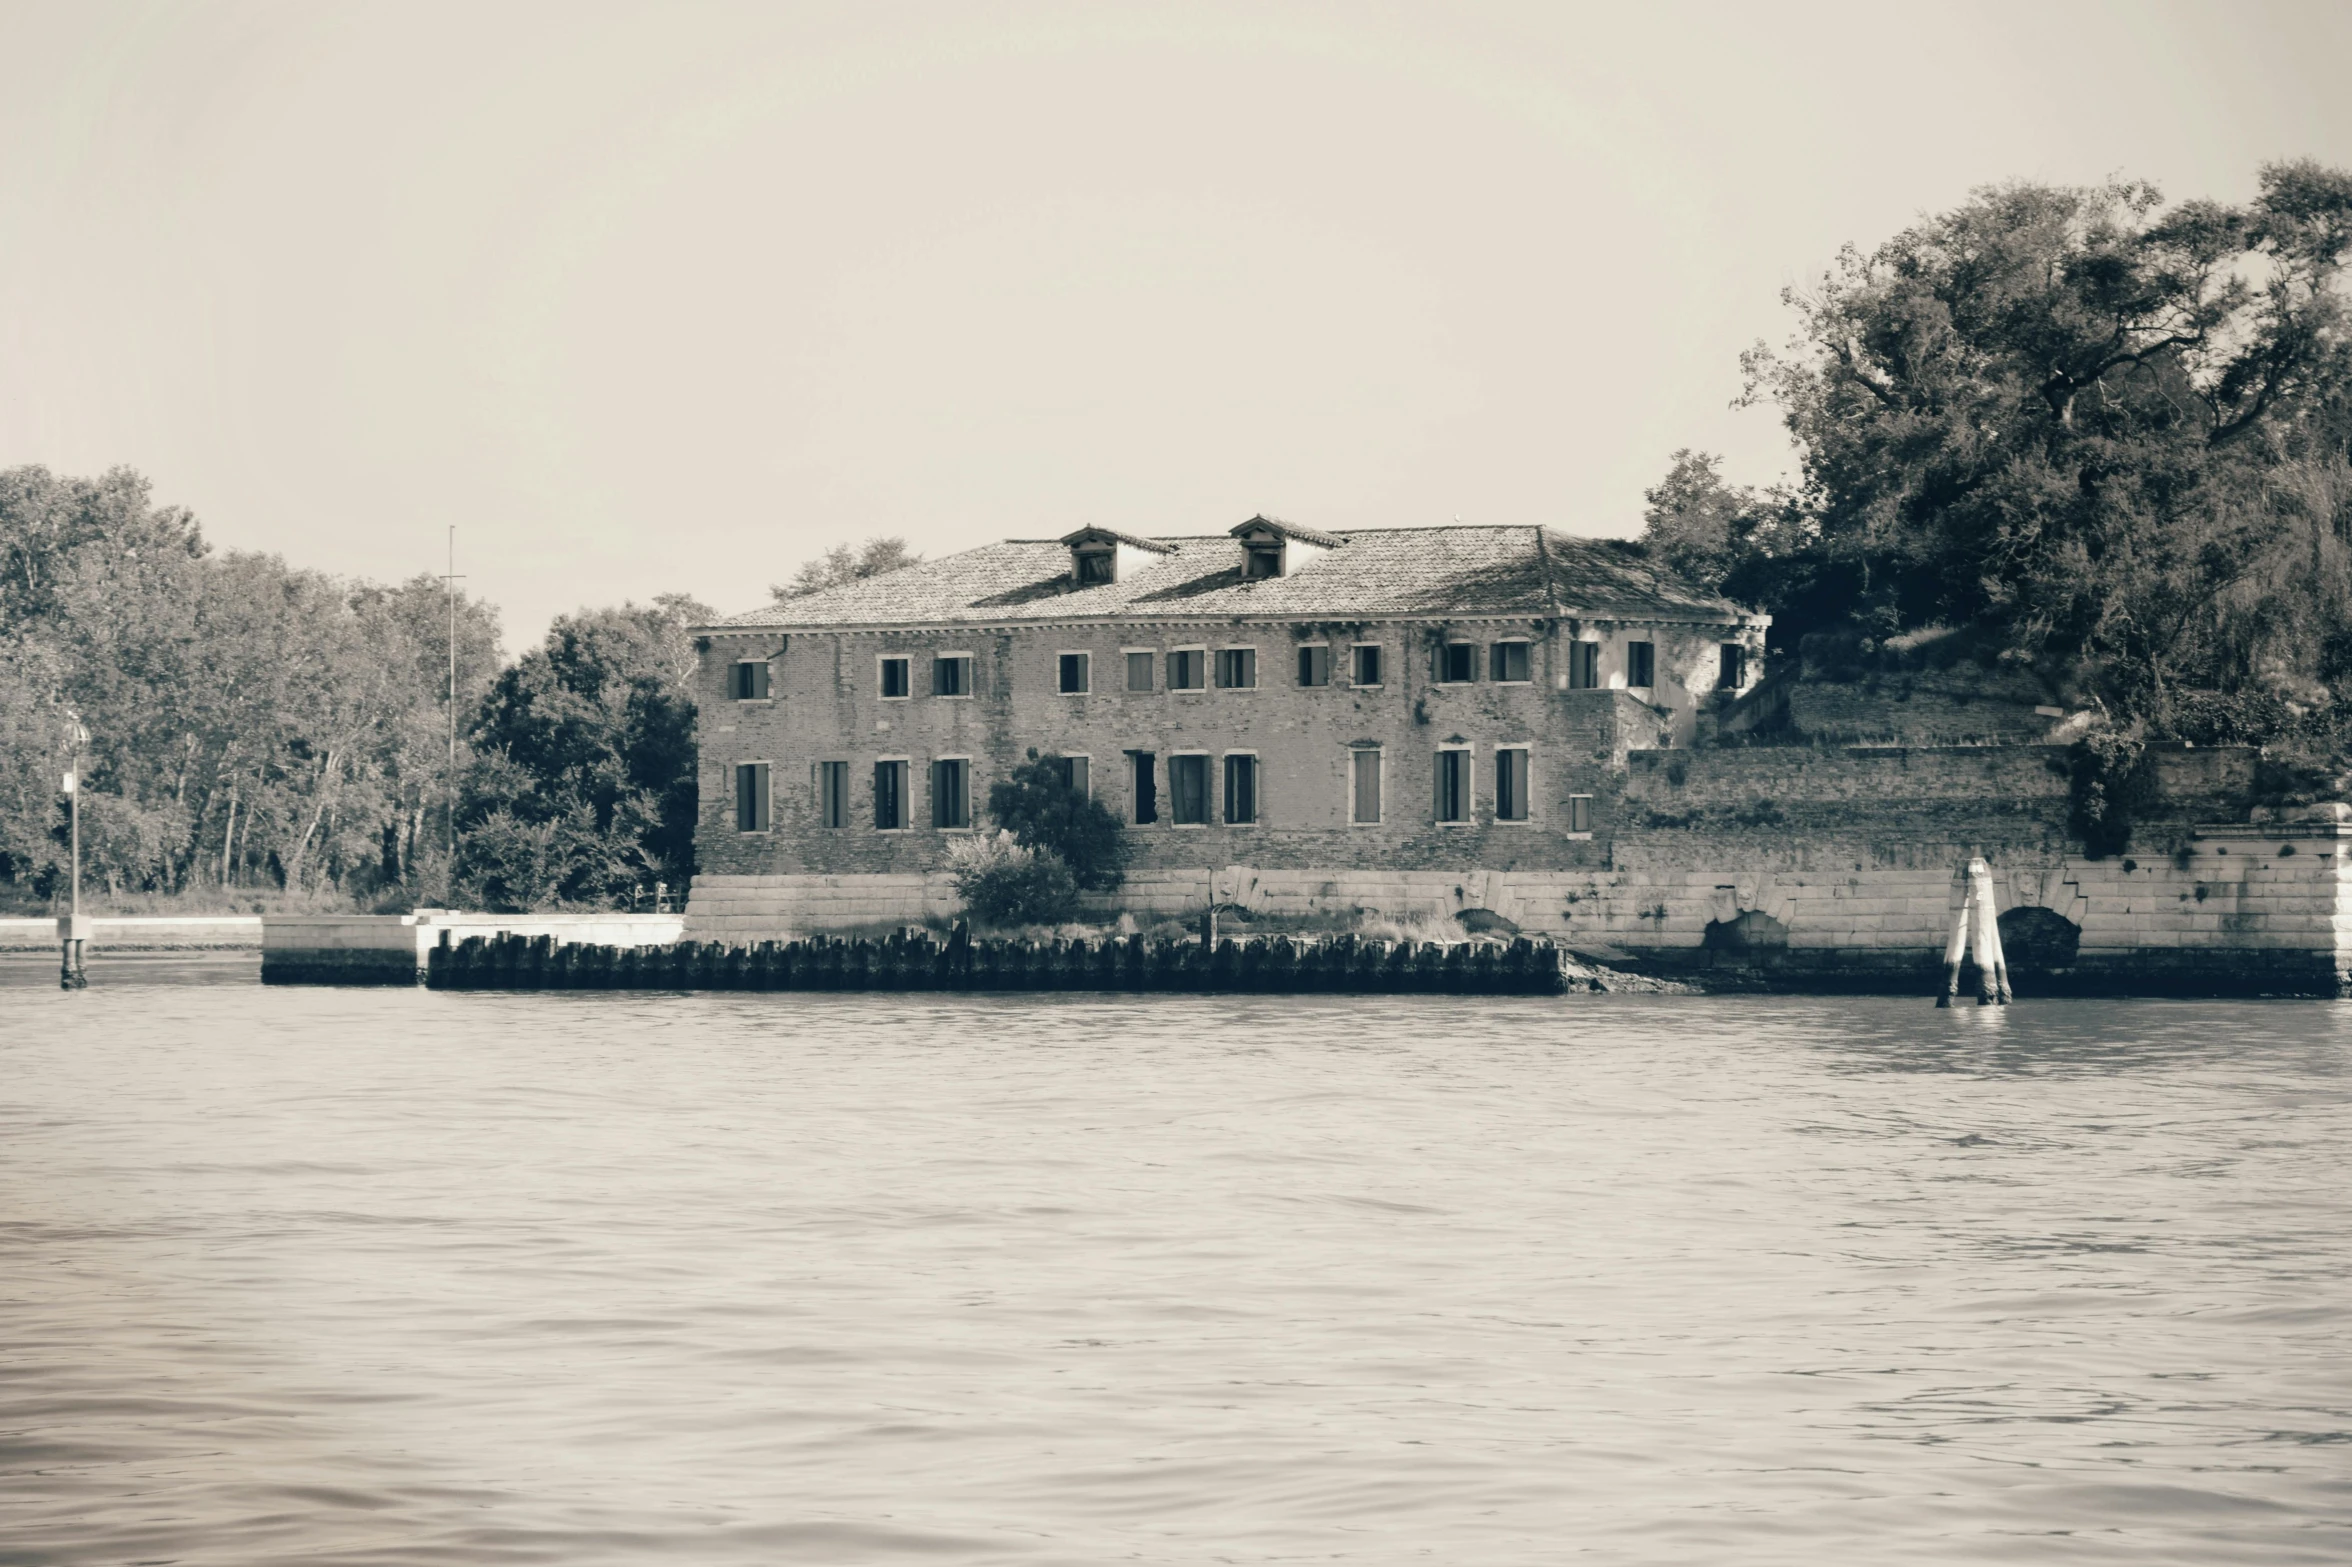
(1059, 525), (1175, 586)
(1228, 513), (1343, 581)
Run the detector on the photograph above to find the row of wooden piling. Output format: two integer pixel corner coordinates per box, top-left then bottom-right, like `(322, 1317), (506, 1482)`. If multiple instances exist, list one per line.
(425, 926), (1580, 995)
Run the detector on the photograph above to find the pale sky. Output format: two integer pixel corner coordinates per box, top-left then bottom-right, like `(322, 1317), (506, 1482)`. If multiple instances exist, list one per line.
(4, 1), (2348, 649)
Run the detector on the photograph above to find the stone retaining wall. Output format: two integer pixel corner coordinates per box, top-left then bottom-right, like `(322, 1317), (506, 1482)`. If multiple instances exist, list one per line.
(684, 807), (2352, 995)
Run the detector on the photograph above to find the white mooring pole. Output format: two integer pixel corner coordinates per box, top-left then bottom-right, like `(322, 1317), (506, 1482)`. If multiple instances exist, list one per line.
(59, 717), (90, 990)
(1938, 855), (2011, 1007)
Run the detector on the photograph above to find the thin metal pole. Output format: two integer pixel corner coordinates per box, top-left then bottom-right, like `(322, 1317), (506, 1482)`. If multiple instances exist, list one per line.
(445, 525), (457, 904)
(69, 749), (80, 921)
(62, 724), (85, 989)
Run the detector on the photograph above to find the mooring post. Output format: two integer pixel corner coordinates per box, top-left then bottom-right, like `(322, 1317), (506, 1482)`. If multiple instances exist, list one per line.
(58, 731), (88, 990)
(1939, 855), (2010, 1006)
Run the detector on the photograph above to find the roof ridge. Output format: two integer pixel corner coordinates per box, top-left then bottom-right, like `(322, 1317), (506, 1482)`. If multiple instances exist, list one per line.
(1532, 524), (1563, 617)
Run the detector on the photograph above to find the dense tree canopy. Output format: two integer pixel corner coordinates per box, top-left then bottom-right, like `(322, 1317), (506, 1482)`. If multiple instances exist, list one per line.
(1654, 161), (2352, 729)
(0, 465), (501, 902)
(456, 596), (708, 911)
(0, 464), (710, 911)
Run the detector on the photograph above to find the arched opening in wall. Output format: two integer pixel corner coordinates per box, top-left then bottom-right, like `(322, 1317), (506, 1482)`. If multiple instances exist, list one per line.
(1703, 909), (1789, 956)
(1997, 906), (2081, 972)
(1455, 908), (1521, 936)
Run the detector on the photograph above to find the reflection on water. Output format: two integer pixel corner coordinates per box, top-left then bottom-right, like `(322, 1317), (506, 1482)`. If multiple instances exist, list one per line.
(1, 988), (2347, 1565)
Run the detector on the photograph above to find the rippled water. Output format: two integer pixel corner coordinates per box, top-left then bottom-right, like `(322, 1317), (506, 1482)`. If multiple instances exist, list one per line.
(3, 978), (2349, 1565)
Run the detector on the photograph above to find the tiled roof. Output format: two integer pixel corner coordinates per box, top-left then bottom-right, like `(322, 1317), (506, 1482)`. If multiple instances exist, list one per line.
(1058, 525), (1176, 553)
(1232, 514), (1349, 549)
(711, 524), (1752, 631)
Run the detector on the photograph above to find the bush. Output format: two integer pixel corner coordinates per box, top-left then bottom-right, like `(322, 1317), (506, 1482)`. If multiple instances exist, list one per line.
(986, 753), (1126, 891)
(945, 832), (1080, 927)
(2068, 731), (2151, 858)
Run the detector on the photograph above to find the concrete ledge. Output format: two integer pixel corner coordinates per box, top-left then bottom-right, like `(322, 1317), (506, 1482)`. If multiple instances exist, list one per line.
(262, 912), (685, 985)
(0, 916), (263, 950)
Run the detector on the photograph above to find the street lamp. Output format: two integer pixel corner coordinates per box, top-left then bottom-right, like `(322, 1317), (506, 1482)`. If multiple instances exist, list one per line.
(59, 714), (90, 989)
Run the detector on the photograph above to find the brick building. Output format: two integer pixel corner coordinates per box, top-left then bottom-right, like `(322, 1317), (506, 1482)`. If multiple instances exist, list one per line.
(690, 518), (1764, 919)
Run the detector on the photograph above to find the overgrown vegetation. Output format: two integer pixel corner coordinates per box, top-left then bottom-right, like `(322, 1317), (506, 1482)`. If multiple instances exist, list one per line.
(945, 832), (1080, 927)
(986, 752), (1127, 891)
(1644, 162), (2352, 786)
(943, 752), (1127, 928)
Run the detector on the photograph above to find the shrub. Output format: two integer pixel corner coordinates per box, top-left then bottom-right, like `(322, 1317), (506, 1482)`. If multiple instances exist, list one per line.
(986, 753), (1127, 891)
(945, 831), (1080, 927)
(2068, 730), (2151, 858)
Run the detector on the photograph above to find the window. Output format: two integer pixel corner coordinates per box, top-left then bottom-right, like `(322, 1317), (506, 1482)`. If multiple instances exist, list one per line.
(1435, 749), (1471, 824)
(1495, 747), (1530, 821)
(931, 758), (969, 829)
(933, 654), (972, 697)
(1224, 754), (1258, 824)
(817, 761), (848, 829)
(1568, 642), (1599, 689)
(731, 660), (771, 700)
(1352, 644), (1384, 687)
(1297, 644), (1330, 687)
(1243, 545), (1282, 579)
(1129, 751), (1158, 824)
(1215, 647), (1256, 689)
(1350, 748), (1382, 825)
(1167, 649), (1206, 691)
(1719, 643), (1746, 689)
(1170, 754), (1210, 825)
(1627, 641), (1656, 689)
(880, 656), (911, 699)
(1437, 642), (1476, 683)
(1075, 550), (1114, 585)
(1125, 651), (1155, 693)
(1058, 652), (1090, 694)
(1567, 794), (1593, 835)
(873, 760), (907, 830)
(734, 762), (771, 832)
(1056, 755), (1090, 796)
(1489, 642), (1530, 683)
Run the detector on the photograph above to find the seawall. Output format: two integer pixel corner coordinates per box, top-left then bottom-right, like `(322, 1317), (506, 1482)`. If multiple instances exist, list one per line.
(683, 746), (2352, 996)
(263, 912), (685, 985)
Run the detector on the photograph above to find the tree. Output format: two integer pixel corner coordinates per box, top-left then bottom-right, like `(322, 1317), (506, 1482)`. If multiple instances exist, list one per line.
(1729, 162), (2352, 714)
(0, 465), (505, 905)
(986, 752), (1127, 891)
(457, 594), (708, 910)
(771, 536), (923, 600)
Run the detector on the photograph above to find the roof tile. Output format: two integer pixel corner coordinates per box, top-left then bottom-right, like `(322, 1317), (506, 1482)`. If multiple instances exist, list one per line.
(712, 524), (1750, 630)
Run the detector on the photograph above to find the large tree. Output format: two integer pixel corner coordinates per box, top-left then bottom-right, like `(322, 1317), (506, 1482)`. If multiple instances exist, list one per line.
(1691, 162), (2352, 718)
(457, 594), (707, 910)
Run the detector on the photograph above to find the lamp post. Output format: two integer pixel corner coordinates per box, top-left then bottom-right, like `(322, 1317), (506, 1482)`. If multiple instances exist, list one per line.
(59, 715), (90, 990)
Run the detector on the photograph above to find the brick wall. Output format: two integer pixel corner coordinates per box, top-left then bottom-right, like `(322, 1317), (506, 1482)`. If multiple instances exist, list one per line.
(696, 616), (1747, 880)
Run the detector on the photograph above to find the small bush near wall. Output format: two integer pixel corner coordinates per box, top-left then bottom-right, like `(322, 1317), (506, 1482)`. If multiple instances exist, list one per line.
(988, 753), (1127, 891)
(946, 832), (1080, 927)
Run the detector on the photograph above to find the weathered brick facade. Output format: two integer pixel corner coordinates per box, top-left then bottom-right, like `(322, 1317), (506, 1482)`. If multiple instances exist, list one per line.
(692, 521), (1763, 886)
(694, 617), (1755, 882)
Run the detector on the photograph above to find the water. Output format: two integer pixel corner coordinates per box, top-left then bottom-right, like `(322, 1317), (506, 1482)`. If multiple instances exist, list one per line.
(3, 981), (2348, 1565)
